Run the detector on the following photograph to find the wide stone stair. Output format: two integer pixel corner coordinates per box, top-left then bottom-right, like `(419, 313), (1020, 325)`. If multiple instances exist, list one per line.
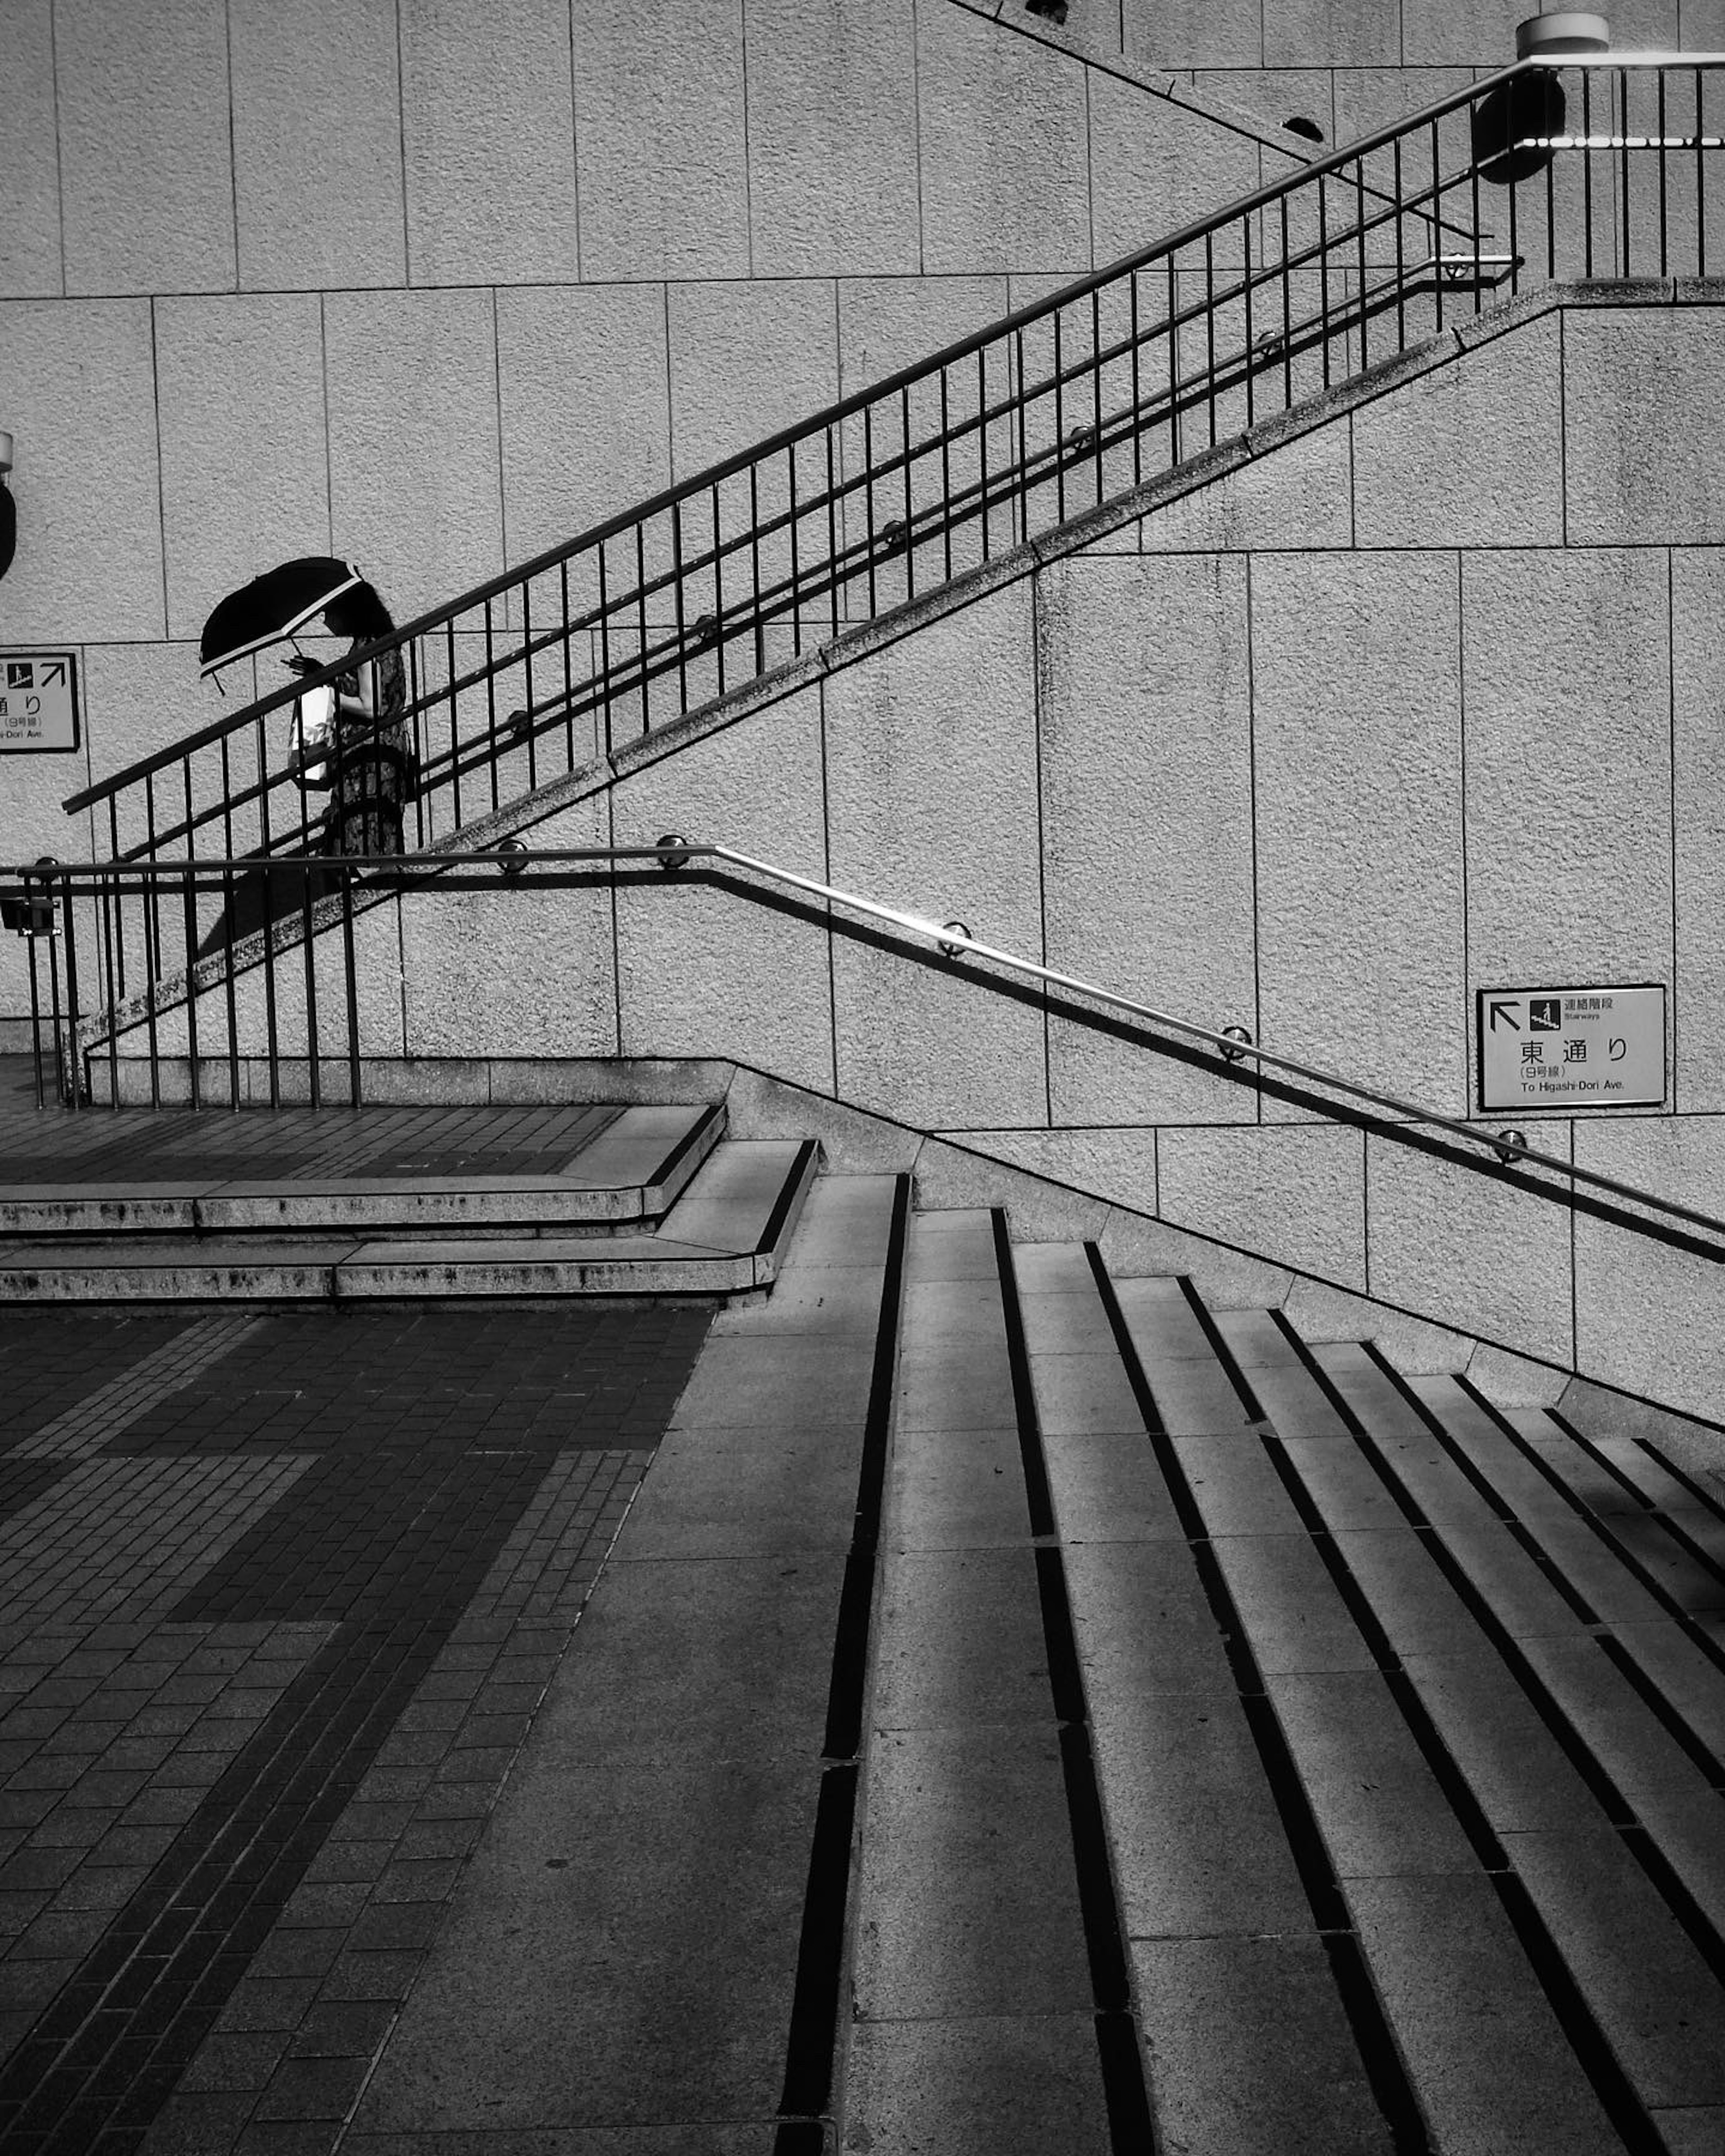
(405, 1184), (1725, 2154)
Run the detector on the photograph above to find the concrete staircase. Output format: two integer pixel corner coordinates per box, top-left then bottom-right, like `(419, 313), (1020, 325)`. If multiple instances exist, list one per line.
(437, 1180), (1725, 2152)
(0, 1099), (819, 1302)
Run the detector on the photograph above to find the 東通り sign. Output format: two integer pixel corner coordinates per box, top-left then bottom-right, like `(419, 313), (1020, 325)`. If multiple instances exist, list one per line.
(1476, 983), (1665, 1111)
(0, 651), (80, 753)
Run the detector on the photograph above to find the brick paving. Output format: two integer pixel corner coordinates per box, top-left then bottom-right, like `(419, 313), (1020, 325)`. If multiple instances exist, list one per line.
(0, 1301), (710, 2154)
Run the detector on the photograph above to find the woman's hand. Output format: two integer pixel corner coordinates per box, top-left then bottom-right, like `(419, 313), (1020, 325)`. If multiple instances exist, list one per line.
(285, 653), (318, 677)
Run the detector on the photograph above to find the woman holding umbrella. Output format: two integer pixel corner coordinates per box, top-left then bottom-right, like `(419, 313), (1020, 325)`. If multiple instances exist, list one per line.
(289, 579), (413, 857)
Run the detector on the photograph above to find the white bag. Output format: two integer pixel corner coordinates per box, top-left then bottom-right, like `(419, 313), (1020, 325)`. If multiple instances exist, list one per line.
(291, 681), (336, 789)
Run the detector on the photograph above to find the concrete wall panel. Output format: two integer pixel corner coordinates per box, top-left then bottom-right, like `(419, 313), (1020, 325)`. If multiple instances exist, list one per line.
(1123, 0), (1262, 69)
(611, 689), (834, 1090)
(744, 0), (920, 278)
(1461, 549), (1672, 997)
(667, 283), (840, 482)
(1572, 1117), (1725, 1417)
(837, 279), (1013, 402)
(497, 285), (672, 572)
(1565, 309), (1725, 546)
(323, 288), (505, 625)
(1366, 1129), (1575, 1366)
(54, 0), (236, 295)
(1038, 554), (1258, 1127)
(1138, 422), (1353, 553)
(0, 0), (62, 299)
(1252, 551), (1467, 1116)
(155, 296), (332, 645)
(1353, 312), (1564, 549)
(230, 0), (407, 292)
(401, 797), (615, 1059)
(915, 2), (1093, 277)
(1087, 72), (1261, 270)
(0, 301), (165, 644)
(1159, 1124), (1367, 1286)
(572, 0), (751, 282)
(826, 583), (1046, 1129)
(1265, 0), (1400, 68)
(1671, 548), (1725, 1112)
(401, 0), (580, 286)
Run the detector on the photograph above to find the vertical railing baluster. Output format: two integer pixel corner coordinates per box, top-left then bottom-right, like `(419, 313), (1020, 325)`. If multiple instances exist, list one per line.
(142, 866), (160, 1111)
(302, 862), (320, 1111)
(1698, 67), (1707, 279)
(1204, 232), (1217, 446)
(223, 866), (240, 1110)
(27, 906), (44, 1109)
(863, 405), (878, 616)
(976, 350), (991, 563)
(1129, 271), (1142, 485)
(1506, 130), (1520, 298)
(101, 870), (119, 1113)
(901, 383), (915, 601)
(1318, 180), (1331, 385)
(483, 600), (500, 812)
(712, 482), (727, 699)
(1468, 137), (1482, 321)
(1657, 67), (1668, 278)
(1619, 67), (1630, 277)
(1354, 160), (1368, 370)
(751, 462), (766, 673)
(672, 499), (689, 714)
(1091, 287), (1103, 509)
(342, 868), (362, 1109)
(1393, 135), (1406, 349)
(1014, 327), (1028, 544)
(260, 861), (279, 1110)
(441, 618), (457, 830)
(1167, 253), (1181, 463)
(178, 862), (199, 1112)
(1281, 196), (1293, 406)
(561, 559), (576, 771)
(788, 446), (804, 654)
(1243, 216), (1255, 430)
(1583, 69), (1595, 274)
(635, 522), (650, 733)
(1054, 305), (1066, 522)
(53, 874), (74, 1110)
(522, 576), (538, 794)
(593, 550), (610, 762)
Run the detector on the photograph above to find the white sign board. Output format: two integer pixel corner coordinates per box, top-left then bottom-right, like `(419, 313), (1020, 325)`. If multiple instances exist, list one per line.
(1477, 983), (1665, 1110)
(0, 651), (80, 753)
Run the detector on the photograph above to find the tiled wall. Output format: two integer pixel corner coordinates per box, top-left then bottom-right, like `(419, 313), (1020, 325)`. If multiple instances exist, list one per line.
(13, 0), (1717, 851)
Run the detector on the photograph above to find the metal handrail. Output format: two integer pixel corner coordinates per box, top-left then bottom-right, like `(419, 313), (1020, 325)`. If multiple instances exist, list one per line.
(12, 841), (1723, 1257)
(63, 56), (1530, 812)
(69, 46), (1721, 856)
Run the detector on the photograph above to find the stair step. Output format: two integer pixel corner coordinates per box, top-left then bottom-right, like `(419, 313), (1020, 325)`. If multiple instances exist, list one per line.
(0, 1101), (725, 1237)
(0, 1136), (817, 1303)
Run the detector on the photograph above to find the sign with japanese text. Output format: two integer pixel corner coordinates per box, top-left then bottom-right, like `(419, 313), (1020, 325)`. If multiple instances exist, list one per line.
(1476, 983), (1665, 1110)
(0, 651), (80, 753)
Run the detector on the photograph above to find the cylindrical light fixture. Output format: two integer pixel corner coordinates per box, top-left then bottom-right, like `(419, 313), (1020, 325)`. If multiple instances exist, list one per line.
(1516, 12), (1610, 56)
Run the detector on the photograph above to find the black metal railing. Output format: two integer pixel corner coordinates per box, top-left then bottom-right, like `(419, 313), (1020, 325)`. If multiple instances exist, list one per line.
(63, 54), (1725, 894)
(8, 845), (1725, 1277)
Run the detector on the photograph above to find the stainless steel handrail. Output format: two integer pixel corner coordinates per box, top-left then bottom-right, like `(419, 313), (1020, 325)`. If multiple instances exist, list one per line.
(18, 841), (1724, 1252)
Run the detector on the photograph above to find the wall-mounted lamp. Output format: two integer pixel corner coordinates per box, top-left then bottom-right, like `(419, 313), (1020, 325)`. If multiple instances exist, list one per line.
(0, 433), (14, 586)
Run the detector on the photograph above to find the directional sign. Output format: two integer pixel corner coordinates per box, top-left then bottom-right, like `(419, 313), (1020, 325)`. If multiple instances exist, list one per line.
(1477, 983), (1665, 1110)
(0, 650), (79, 753)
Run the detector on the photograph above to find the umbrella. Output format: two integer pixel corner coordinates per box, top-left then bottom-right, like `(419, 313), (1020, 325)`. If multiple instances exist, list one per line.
(199, 557), (363, 679)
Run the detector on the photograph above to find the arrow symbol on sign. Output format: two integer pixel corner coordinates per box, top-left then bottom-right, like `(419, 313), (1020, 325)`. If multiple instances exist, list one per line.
(1488, 999), (1522, 1032)
(40, 662), (65, 687)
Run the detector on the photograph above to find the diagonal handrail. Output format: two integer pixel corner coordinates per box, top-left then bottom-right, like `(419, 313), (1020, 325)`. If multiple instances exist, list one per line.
(67, 49), (1725, 879)
(12, 842), (1725, 1266)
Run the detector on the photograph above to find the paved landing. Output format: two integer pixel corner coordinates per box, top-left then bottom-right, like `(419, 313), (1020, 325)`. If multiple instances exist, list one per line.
(0, 1300), (709, 2155)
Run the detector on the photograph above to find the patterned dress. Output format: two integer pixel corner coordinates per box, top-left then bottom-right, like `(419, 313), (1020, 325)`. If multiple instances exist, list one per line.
(323, 645), (413, 857)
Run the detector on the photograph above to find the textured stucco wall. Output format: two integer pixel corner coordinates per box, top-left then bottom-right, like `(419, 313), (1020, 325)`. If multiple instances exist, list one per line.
(10, 0), (1705, 844)
(225, 286), (1721, 1418)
